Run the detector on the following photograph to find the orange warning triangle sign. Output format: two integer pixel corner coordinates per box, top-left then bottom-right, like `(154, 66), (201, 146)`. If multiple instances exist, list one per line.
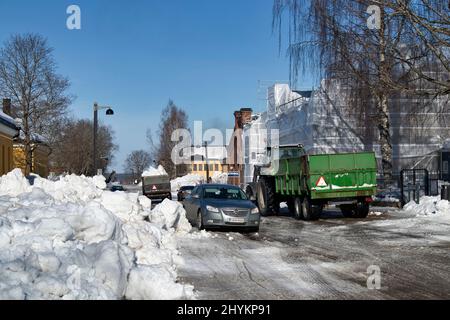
(316, 176), (327, 187)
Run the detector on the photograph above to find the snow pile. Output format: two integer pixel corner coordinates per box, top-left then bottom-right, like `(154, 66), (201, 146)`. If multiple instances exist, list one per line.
(403, 196), (450, 218)
(211, 172), (228, 184)
(142, 165), (168, 177)
(0, 169), (194, 300)
(171, 174), (204, 192)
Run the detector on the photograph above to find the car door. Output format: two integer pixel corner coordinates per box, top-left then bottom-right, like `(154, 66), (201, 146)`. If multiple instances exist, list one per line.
(184, 186), (198, 222)
(190, 186), (202, 219)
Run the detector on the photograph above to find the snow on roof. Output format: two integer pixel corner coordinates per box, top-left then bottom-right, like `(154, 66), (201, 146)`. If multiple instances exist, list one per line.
(0, 110), (19, 131)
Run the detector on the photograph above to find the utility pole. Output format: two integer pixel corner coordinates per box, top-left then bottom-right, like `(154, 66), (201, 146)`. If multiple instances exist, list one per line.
(93, 103), (98, 176)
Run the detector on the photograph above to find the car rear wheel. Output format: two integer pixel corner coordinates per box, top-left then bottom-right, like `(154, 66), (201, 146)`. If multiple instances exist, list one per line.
(197, 211), (204, 230)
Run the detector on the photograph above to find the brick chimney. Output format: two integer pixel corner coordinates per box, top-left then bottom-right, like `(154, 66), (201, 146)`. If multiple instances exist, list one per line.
(2, 99), (11, 116)
(233, 108), (253, 130)
(240, 108), (253, 126)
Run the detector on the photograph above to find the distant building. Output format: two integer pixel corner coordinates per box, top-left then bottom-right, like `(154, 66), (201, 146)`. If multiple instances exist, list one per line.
(186, 145), (228, 180)
(0, 99), (19, 176)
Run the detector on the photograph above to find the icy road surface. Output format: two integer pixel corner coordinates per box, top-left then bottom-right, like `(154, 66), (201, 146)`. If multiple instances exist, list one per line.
(177, 207), (450, 299)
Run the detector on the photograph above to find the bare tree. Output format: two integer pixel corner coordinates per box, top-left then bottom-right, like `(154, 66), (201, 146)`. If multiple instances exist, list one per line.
(50, 119), (117, 175)
(148, 100), (189, 178)
(124, 150), (152, 180)
(384, 0), (450, 96)
(273, 0), (449, 182)
(0, 34), (72, 175)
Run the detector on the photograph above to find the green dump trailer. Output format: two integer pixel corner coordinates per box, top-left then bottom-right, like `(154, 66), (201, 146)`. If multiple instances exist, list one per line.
(246, 145), (377, 221)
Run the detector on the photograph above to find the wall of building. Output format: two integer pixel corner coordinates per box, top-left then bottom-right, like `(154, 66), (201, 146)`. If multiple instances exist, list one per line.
(187, 160), (228, 179)
(13, 144), (50, 177)
(243, 82), (450, 179)
(0, 133), (14, 176)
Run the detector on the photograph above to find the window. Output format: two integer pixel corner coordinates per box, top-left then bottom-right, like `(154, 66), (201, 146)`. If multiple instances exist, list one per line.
(198, 164), (203, 171)
(215, 164), (219, 171)
(193, 164), (198, 171)
(203, 186), (247, 200)
(209, 164), (213, 171)
(191, 187), (200, 197)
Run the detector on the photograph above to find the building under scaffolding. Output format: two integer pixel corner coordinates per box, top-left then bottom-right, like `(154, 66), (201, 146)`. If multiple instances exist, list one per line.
(242, 81), (450, 184)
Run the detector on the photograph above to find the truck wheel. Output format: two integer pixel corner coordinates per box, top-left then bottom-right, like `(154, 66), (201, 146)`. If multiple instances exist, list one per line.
(301, 197), (322, 221)
(293, 197), (302, 220)
(257, 177), (277, 217)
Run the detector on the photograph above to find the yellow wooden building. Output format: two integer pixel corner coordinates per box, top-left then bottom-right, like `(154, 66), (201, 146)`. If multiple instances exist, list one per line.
(185, 145), (229, 180)
(187, 160), (229, 179)
(13, 142), (51, 178)
(0, 99), (19, 176)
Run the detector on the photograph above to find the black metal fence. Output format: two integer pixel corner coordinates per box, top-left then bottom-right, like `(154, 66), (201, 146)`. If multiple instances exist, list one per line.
(376, 170), (443, 207)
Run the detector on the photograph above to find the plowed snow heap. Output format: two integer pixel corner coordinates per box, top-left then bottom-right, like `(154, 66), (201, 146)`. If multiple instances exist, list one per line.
(0, 169), (194, 300)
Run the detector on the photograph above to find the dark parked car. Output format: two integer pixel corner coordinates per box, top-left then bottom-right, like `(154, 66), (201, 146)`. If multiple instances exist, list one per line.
(183, 184), (260, 232)
(177, 185), (195, 201)
(110, 185), (126, 192)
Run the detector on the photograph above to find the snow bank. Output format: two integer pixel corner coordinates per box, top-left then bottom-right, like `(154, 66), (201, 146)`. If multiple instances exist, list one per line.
(403, 196), (450, 218)
(171, 174), (204, 192)
(0, 169), (194, 300)
(142, 165), (168, 177)
(211, 172), (228, 184)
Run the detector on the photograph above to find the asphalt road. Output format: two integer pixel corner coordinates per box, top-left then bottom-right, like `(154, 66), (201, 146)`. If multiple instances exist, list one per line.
(176, 207), (450, 300)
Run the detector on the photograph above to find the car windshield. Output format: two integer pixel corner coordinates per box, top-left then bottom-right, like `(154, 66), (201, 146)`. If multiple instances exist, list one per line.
(203, 187), (248, 200)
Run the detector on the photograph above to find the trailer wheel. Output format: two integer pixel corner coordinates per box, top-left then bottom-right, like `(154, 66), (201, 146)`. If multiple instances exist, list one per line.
(340, 205), (355, 218)
(301, 197), (322, 221)
(287, 198), (295, 215)
(341, 203), (369, 218)
(355, 202), (369, 218)
(256, 177), (278, 216)
(293, 197), (302, 220)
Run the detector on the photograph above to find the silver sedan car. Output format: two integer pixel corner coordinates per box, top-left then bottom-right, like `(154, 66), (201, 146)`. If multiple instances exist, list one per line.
(183, 184), (260, 232)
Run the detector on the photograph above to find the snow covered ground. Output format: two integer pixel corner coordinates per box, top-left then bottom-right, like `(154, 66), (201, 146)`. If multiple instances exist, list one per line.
(177, 201), (450, 299)
(2, 166), (448, 301)
(0, 169), (195, 300)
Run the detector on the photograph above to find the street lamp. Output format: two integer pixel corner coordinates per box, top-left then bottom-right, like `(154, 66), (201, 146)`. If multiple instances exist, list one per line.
(93, 102), (114, 176)
(204, 141), (210, 183)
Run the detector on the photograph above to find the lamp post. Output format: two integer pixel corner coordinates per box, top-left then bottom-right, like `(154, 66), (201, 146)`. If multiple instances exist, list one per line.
(204, 141), (210, 183)
(93, 102), (114, 176)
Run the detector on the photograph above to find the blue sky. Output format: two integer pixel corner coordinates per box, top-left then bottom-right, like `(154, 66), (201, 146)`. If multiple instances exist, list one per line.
(0, 0), (305, 171)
